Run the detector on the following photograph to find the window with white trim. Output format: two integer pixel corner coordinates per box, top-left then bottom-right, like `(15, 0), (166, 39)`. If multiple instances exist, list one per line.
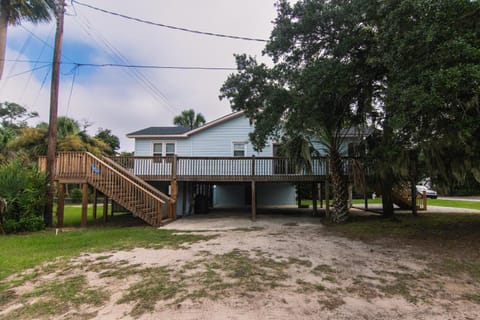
(165, 143), (175, 156)
(152, 142), (176, 163)
(233, 142), (247, 157)
(153, 143), (163, 163)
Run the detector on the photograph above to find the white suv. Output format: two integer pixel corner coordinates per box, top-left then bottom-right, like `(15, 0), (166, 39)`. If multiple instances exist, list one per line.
(416, 185), (438, 199)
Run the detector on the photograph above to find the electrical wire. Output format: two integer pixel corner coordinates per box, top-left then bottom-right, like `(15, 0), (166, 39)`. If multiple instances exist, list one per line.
(32, 66), (51, 107)
(71, 0), (268, 43)
(3, 64), (51, 79)
(1, 59), (237, 71)
(21, 25), (75, 63)
(74, 13), (177, 115)
(20, 24), (55, 104)
(65, 65), (79, 116)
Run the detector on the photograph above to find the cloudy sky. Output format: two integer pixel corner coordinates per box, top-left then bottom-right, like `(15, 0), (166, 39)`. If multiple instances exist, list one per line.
(0, 0), (278, 151)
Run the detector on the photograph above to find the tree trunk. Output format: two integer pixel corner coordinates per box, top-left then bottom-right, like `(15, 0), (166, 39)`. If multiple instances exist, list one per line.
(0, 0), (9, 80)
(381, 173), (395, 217)
(409, 150), (418, 216)
(44, 1), (64, 227)
(330, 150), (349, 223)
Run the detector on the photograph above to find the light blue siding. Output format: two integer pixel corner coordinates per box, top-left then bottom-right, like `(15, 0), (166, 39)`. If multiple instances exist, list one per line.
(214, 184), (246, 207)
(133, 115), (274, 157)
(185, 115), (272, 156)
(135, 139), (153, 156)
(257, 183), (296, 206)
(214, 183), (296, 208)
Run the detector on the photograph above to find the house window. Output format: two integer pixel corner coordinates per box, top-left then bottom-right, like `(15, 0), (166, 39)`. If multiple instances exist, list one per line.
(152, 142), (176, 163)
(153, 143), (163, 163)
(165, 143), (175, 156)
(233, 142), (247, 157)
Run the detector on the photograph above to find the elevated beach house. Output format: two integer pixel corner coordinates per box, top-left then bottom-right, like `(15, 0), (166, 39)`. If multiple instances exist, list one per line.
(41, 111), (360, 227)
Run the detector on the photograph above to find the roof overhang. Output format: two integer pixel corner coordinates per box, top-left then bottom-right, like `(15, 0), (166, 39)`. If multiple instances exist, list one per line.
(127, 110), (245, 139)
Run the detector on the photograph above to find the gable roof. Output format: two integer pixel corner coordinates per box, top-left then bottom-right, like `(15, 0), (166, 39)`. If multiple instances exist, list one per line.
(127, 111), (245, 139)
(127, 126), (190, 137)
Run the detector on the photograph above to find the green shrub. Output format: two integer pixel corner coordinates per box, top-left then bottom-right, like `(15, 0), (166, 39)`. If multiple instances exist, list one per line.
(69, 188), (83, 203)
(0, 161), (46, 234)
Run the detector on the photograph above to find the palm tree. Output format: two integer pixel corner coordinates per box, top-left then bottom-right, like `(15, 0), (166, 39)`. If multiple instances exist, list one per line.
(173, 109), (206, 130)
(0, 0), (55, 79)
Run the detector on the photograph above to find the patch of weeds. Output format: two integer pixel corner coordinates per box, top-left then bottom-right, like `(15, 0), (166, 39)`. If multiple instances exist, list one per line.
(295, 279), (325, 293)
(347, 279), (381, 300)
(218, 249), (286, 288)
(319, 295), (345, 310)
(184, 267), (233, 301)
(231, 226), (265, 232)
(322, 275), (336, 282)
(356, 274), (387, 284)
(288, 257), (313, 268)
(95, 255), (113, 261)
(179, 249), (290, 302)
(98, 263), (143, 279)
(431, 258), (480, 281)
(3, 275), (108, 320)
(283, 222), (298, 227)
(118, 267), (183, 318)
(0, 289), (17, 306)
(396, 264), (413, 271)
(464, 293), (480, 303)
(312, 264), (335, 276)
(378, 281), (417, 303)
(0, 271), (41, 292)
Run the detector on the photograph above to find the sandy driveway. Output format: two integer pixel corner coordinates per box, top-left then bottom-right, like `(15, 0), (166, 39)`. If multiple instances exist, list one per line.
(2, 210), (480, 319)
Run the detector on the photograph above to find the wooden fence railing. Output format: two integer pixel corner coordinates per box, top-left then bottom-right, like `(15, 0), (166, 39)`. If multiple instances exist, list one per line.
(108, 155), (353, 181)
(39, 152), (175, 226)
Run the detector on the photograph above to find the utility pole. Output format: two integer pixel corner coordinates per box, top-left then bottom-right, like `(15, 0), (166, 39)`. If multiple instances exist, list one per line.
(44, 0), (65, 227)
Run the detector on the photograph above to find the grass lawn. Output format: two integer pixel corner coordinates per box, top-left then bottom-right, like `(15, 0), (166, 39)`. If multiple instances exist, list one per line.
(327, 211), (480, 283)
(303, 198), (480, 210)
(428, 198), (480, 210)
(330, 211), (480, 241)
(0, 205), (211, 288)
(54, 203), (113, 226)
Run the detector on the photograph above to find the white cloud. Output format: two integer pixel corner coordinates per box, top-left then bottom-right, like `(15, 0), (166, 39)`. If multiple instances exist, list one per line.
(0, 0), (277, 152)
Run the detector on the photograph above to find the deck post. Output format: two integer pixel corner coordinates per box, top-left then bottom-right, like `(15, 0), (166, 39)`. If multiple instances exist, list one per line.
(103, 195), (109, 223)
(171, 155), (178, 220)
(57, 183), (65, 228)
(325, 158), (330, 217)
(423, 191), (427, 210)
(319, 182), (323, 208)
(364, 189), (368, 210)
(92, 188), (97, 220)
(251, 180), (256, 221)
(182, 181), (187, 215)
(297, 184), (302, 208)
(312, 182), (318, 215)
(81, 183), (88, 227)
(348, 183), (353, 209)
(251, 155), (255, 176)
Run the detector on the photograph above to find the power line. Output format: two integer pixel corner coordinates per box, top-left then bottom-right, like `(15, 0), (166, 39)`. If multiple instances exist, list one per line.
(4, 64), (51, 79)
(71, 0), (268, 43)
(77, 63), (237, 71)
(1, 59), (237, 71)
(21, 25), (75, 63)
(73, 12), (178, 115)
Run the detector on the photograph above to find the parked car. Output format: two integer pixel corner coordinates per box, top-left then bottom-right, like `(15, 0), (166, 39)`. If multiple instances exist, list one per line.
(416, 185), (438, 199)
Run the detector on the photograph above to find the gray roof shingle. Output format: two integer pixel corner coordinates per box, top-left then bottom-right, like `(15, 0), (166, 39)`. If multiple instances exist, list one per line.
(127, 126), (190, 136)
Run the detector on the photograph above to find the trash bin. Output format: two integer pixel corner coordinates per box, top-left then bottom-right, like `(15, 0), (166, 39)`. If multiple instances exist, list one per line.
(194, 195), (209, 214)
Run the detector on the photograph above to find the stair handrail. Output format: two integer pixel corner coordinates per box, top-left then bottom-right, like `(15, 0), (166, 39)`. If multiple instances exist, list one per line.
(84, 152), (166, 205)
(102, 155), (173, 203)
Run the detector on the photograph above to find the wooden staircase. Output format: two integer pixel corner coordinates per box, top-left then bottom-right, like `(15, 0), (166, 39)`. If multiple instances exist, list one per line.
(43, 152), (176, 227)
(392, 186), (427, 211)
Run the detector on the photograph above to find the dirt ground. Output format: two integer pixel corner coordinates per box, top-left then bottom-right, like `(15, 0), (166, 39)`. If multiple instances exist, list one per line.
(2, 209), (480, 319)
